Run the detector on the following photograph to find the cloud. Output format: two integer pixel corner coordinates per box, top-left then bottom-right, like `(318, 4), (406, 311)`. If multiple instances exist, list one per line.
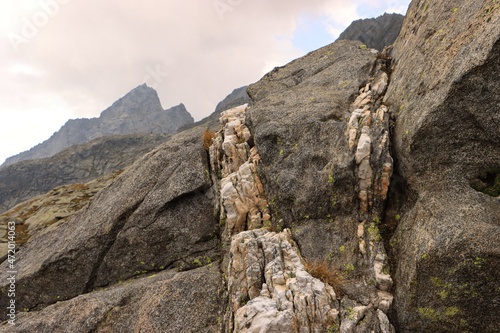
(0, 0), (411, 164)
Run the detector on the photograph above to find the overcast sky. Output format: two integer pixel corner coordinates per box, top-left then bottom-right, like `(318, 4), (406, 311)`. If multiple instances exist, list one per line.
(0, 0), (411, 165)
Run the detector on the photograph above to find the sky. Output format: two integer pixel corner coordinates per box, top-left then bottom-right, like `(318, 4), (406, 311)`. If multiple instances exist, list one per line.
(0, 0), (411, 165)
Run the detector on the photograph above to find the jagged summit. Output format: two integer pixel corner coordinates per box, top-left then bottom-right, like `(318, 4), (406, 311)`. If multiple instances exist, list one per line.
(2, 84), (194, 166)
(101, 83), (163, 118)
(337, 12), (404, 51)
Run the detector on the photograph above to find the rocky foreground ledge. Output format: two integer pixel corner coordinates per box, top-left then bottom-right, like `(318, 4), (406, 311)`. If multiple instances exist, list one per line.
(0, 0), (499, 331)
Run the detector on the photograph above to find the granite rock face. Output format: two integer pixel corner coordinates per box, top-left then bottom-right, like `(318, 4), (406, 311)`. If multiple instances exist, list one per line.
(384, 0), (500, 331)
(2, 84), (193, 166)
(0, 133), (170, 213)
(1, 2), (498, 331)
(10, 264), (221, 333)
(0, 128), (219, 313)
(337, 13), (405, 51)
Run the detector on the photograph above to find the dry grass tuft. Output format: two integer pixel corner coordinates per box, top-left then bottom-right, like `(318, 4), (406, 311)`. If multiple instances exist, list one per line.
(203, 129), (216, 151)
(304, 258), (346, 297)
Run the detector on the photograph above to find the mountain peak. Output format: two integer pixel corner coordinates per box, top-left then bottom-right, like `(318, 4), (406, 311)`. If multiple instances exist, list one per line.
(1, 84), (193, 167)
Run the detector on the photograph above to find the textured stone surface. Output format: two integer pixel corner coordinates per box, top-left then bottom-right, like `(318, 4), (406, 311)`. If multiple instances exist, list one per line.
(337, 13), (405, 51)
(226, 229), (340, 332)
(210, 105), (270, 242)
(225, 229), (395, 333)
(0, 128), (218, 314)
(1, 264), (220, 333)
(384, 0), (500, 331)
(248, 40), (394, 306)
(2, 84), (193, 166)
(0, 133), (170, 214)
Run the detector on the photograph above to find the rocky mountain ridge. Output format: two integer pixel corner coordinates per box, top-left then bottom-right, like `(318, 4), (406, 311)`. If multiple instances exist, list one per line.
(0, 0), (498, 331)
(2, 84), (193, 167)
(0, 133), (170, 213)
(0, 85), (253, 214)
(337, 13), (404, 51)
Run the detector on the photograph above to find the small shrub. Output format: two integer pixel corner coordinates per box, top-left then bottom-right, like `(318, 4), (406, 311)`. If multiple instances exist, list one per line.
(203, 129), (216, 151)
(304, 258), (345, 297)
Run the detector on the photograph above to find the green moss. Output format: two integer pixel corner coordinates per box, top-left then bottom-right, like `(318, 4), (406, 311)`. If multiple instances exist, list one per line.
(339, 245), (345, 252)
(423, 0), (430, 13)
(437, 290), (448, 300)
(474, 257), (486, 268)
(359, 45), (367, 49)
(444, 307), (460, 316)
(418, 307), (437, 321)
(421, 253), (428, 259)
(338, 81), (351, 89)
(344, 264), (355, 272)
(327, 323), (340, 333)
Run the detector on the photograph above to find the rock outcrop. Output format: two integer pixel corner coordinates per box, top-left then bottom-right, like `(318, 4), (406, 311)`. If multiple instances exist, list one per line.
(0, 133), (170, 213)
(337, 13), (405, 51)
(383, 0), (500, 331)
(2, 84), (193, 166)
(0, 1), (498, 331)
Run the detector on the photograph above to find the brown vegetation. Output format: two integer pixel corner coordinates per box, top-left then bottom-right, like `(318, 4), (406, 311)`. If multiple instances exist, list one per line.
(304, 258), (346, 297)
(203, 129), (216, 151)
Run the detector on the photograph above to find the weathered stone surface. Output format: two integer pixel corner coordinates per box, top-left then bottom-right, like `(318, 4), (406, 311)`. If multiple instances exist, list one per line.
(248, 41), (376, 263)
(337, 13), (405, 51)
(248, 40), (394, 311)
(0, 133), (170, 214)
(2, 84), (193, 167)
(0, 128), (218, 314)
(226, 229), (340, 332)
(384, 0), (500, 331)
(210, 105), (270, 242)
(2, 264), (220, 333)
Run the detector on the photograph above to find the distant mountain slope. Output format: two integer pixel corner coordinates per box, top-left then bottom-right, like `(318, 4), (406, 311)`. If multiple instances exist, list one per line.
(0, 133), (170, 213)
(2, 84), (193, 166)
(178, 86), (252, 132)
(337, 13), (404, 51)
